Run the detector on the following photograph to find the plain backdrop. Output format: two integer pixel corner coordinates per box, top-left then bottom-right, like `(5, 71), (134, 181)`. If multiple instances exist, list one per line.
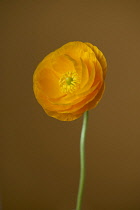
(1, 0), (140, 210)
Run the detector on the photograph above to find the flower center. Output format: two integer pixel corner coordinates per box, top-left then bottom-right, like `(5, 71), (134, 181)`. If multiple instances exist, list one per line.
(65, 77), (73, 85)
(59, 71), (80, 94)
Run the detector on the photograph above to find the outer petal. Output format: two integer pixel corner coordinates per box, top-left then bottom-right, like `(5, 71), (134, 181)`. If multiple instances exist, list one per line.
(87, 83), (105, 110)
(44, 109), (83, 121)
(43, 83), (105, 121)
(55, 41), (94, 61)
(85, 42), (107, 78)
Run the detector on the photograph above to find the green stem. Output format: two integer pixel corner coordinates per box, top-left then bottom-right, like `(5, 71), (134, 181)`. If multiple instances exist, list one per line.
(76, 111), (89, 210)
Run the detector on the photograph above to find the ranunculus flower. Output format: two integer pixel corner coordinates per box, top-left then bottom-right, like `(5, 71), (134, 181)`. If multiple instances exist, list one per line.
(33, 41), (107, 121)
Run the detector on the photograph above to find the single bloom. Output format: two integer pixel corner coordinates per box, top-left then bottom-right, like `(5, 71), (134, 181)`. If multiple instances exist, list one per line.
(33, 41), (107, 121)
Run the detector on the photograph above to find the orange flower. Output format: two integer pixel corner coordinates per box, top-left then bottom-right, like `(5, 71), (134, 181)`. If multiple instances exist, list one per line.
(33, 41), (107, 121)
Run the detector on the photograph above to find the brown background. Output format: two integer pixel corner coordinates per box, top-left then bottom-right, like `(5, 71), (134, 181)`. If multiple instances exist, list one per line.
(1, 0), (140, 210)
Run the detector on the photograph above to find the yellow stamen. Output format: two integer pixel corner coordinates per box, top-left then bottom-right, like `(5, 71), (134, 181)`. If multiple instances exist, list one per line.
(59, 71), (80, 94)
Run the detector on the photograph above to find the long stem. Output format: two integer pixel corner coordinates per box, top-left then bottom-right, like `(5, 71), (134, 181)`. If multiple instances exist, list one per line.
(76, 111), (89, 210)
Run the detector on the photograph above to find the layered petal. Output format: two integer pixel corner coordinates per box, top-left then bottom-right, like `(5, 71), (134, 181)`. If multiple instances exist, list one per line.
(85, 42), (107, 78)
(33, 41), (107, 121)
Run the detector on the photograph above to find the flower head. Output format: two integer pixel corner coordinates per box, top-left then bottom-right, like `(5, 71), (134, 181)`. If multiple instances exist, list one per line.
(33, 41), (107, 121)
